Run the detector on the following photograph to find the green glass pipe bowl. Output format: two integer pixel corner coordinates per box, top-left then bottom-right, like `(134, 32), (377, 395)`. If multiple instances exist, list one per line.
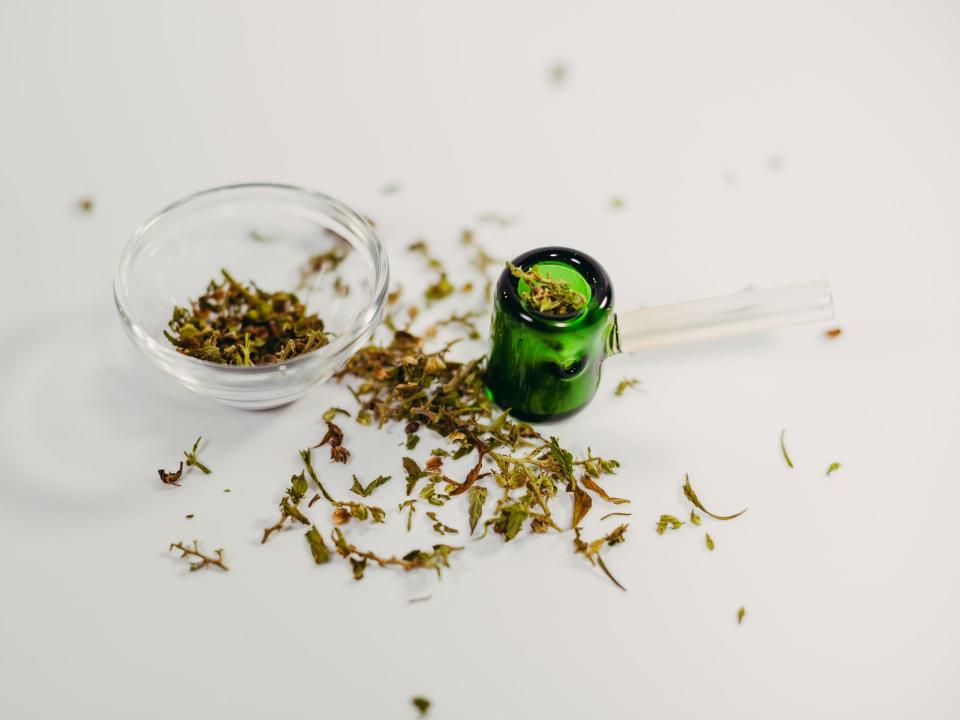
(485, 247), (616, 421)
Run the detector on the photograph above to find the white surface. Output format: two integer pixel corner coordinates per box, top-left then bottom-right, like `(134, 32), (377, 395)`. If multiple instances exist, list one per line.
(1, 1), (958, 718)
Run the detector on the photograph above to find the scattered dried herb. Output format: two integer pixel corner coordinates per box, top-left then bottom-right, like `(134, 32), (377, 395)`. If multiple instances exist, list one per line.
(79, 198), (94, 213)
(600, 511), (631, 521)
(655, 514), (684, 535)
(508, 262), (587, 315)
(609, 196), (626, 210)
(780, 429), (794, 468)
(185, 514), (194, 519)
(166, 270), (329, 365)
(826, 462), (842, 476)
(573, 524), (628, 590)
(249, 230), (272, 243)
(300, 448), (337, 503)
(690, 510), (701, 526)
(737, 606), (746, 624)
(614, 377), (641, 396)
(350, 474), (392, 497)
(399, 499), (417, 531)
(315, 420), (351, 463)
(305, 525), (331, 565)
(169, 540), (228, 572)
(825, 327), (842, 338)
(426, 511), (458, 535)
(412, 696), (431, 716)
(159, 461), (184, 486)
(184, 437), (211, 475)
(331, 528), (462, 580)
(261, 472), (311, 543)
(705, 533), (715, 551)
(682, 474), (746, 521)
(323, 406), (351, 422)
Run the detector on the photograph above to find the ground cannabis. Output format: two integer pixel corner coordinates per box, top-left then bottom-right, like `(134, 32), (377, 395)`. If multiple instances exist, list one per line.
(507, 261), (587, 315)
(166, 269), (329, 365)
(169, 540), (229, 572)
(826, 462), (842, 476)
(780, 429), (794, 468)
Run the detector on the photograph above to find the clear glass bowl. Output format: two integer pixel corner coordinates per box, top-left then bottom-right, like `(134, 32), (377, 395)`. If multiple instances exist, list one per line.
(114, 184), (389, 409)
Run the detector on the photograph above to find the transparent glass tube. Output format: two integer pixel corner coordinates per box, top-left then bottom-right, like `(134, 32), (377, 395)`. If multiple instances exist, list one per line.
(615, 280), (834, 353)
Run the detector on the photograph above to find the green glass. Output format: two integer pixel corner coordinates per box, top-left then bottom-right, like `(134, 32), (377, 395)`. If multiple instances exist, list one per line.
(486, 247), (616, 421)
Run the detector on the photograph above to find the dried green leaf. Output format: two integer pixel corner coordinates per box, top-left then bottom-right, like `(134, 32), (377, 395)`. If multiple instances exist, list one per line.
(305, 525), (331, 564)
(655, 514), (684, 535)
(682, 474), (746, 521)
(323, 406), (351, 422)
(826, 462), (842, 476)
(467, 486), (487, 535)
(300, 448), (336, 504)
(600, 511), (631, 521)
(350, 474), (392, 498)
(705, 532), (715, 551)
(780, 429), (794, 468)
(547, 436), (574, 484)
(571, 480), (593, 528)
(403, 457), (427, 495)
(690, 510), (701, 526)
(580, 474), (630, 505)
(737, 606), (746, 624)
(448, 450), (485, 497)
(289, 471), (308, 505)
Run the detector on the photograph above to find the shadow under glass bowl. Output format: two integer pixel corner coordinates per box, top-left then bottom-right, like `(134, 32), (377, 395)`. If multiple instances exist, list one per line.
(114, 183), (389, 410)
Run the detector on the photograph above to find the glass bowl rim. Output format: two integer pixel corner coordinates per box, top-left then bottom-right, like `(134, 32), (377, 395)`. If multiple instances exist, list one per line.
(113, 182), (390, 375)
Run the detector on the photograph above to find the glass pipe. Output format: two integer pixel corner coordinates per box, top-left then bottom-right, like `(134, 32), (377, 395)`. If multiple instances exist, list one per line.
(485, 247), (834, 421)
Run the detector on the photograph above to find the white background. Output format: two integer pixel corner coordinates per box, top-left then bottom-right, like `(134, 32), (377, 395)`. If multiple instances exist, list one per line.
(1, 1), (958, 718)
